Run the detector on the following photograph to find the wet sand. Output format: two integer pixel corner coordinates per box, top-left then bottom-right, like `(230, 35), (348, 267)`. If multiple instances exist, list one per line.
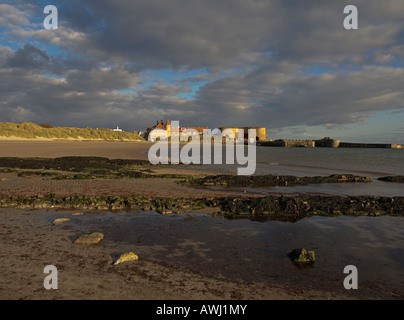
(0, 171), (251, 199)
(0, 140), (153, 160)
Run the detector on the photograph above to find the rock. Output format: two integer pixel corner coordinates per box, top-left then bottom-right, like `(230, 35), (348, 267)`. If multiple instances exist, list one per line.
(378, 176), (404, 183)
(52, 218), (71, 225)
(288, 248), (315, 267)
(191, 173), (372, 187)
(114, 252), (139, 265)
(73, 232), (104, 245)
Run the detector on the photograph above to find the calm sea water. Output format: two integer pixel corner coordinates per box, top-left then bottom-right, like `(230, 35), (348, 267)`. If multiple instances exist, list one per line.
(255, 147), (404, 177)
(156, 145), (404, 176)
(170, 146), (404, 196)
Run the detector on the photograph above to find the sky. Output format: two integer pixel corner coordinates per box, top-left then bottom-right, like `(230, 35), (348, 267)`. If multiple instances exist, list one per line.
(0, 0), (403, 143)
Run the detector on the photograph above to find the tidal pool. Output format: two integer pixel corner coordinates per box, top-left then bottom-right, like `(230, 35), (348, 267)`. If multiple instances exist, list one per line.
(51, 210), (404, 299)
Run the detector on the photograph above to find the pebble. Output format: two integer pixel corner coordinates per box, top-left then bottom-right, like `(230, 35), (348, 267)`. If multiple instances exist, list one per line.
(52, 218), (71, 225)
(73, 232), (104, 245)
(114, 252), (139, 265)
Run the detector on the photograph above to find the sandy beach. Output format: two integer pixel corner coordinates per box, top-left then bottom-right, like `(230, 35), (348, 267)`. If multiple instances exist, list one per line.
(0, 140), (153, 160)
(0, 140), (403, 301)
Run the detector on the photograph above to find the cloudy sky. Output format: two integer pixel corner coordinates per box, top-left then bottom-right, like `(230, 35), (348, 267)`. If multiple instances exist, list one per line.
(1, 0), (403, 142)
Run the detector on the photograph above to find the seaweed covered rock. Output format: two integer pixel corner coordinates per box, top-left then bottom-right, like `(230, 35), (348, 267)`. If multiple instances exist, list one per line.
(189, 174), (372, 187)
(288, 248), (315, 268)
(378, 176), (404, 183)
(218, 195), (404, 222)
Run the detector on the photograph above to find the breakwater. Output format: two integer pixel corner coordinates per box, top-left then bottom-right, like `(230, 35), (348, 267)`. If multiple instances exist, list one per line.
(338, 142), (402, 148)
(259, 140), (315, 148)
(259, 138), (402, 148)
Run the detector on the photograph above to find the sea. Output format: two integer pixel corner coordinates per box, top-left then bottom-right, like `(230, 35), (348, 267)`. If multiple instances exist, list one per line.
(253, 147), (404, 197)
(165, 146), (404, 196)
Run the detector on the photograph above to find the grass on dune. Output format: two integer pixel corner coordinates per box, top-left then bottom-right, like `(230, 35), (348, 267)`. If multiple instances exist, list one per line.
(0, 122), (144, 141)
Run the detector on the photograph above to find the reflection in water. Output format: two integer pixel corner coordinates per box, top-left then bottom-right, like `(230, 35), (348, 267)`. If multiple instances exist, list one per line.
(231, 180), (404, 197)
(61, 210), (404, 298)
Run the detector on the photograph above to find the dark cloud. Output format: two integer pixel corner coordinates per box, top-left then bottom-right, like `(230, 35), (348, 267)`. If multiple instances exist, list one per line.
(65, 68), (139, 92)
(6, 44), (50, 69)
(29, 0), (401, 70)
(191, 65), (404, 128)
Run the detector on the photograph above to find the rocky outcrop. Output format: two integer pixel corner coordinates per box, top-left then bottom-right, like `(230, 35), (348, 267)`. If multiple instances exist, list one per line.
(378, 176), (404, 183)
(217, 195), (404, 222)
(0, 194), (403, 223)
(0, 156), (151, 172)
(189, 174), (372, 187)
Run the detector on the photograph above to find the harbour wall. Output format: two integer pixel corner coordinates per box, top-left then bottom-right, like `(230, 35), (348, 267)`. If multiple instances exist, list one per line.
(259, 140), (315, 147)
(338, 142), (402, 149)
(259, 139), (402, 149)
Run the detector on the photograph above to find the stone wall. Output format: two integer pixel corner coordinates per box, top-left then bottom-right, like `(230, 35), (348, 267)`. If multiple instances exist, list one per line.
(219, 127), (266, 141)
(260, 139), (315, 147)
(284, 140), (315, 147)
(339, 142), (402, 148)
(315, 139), (341, 148)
